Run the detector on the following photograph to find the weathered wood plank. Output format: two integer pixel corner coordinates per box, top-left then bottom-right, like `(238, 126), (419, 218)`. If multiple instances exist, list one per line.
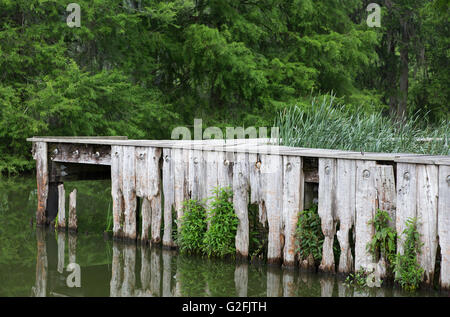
(374, 165), (396, 228)
(396, 163), (417, 255)
(68, 188), (77, 232)
(354, 161), (377, 271)
(318, 158), (337, 272)
(248, 153), (267, 226)
(233, 152), (249, 258)
(438, 165), (450, 290)
(282, 155), (303, 267)
(33, 142), (48, 225)
(111, 146), (124, 239)
(261, 154), (283, 264)
(217, 151), (234, 189)
(416, 164), (439, 285)
(57, 184), (66, 230)
(148, 147), (162, 244)
(162, 148), (175, 247)
(335, 159), (356, 273)
(188, 149), (203, 200)
(122, 146), (137, 240)
(49, 143), (111, 165)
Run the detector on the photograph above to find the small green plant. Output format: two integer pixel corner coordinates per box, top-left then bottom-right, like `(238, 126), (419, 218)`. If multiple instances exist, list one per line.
(104, 200), (113, 233)
(295, 204), (323, 265)
(344, 268), (370, 288)
(367, 209), (397, 272)
(393, 217), (424, 291)
(177, 199), (207, 254)
(202, 187), (239, 258)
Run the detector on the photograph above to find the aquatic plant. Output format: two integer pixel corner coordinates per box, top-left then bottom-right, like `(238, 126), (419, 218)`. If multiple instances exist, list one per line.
(177, 199), (208, 254)
(295, 204), (324, 265)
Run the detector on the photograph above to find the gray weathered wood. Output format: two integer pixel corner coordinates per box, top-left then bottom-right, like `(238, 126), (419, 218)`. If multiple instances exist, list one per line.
(234, 263), (248, 297)
(122, 146), (137, 240)
(438, 165), (450, 290)
(57, 231), (65, 274)
(267, 267), (281, 296)
(189, 149), (203, 200)
(121, 244), (136, 297)
(110, 242), (123, 297)
(261, 154), (283, 264)
(318, 158), (337, 272)
(68, 188), (77, 232)
(148, 147), (162, 244)
(33, 142), (48, 225)
(335, 159), (356, 273)
(49, 143), (111, 165)
(396, 163), (417, 255)
(57, 184), (66, 230)
(416, 164), (438, 285)
(282, 270), (295, 297)
(162, 148), (175, 247)
(354, 161), (377, 271)
(374, 165), (396, 228)
(111, 146), (124, 239)
(233, 152), (249, 258)
(282, 156), (303, 267)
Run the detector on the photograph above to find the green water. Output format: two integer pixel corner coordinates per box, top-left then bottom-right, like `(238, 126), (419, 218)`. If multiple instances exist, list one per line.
(0, 177), (446, 297)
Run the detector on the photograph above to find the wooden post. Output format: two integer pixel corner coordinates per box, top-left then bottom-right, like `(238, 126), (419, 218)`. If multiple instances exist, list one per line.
(233, 152), (249, 259)
(148, 147), (162, 245)
(68, 232), (77, 264)
(33, 142), (49, 226)
(57, 184), (66, 230)
(162, 148), (175, 247)
(174, 148), (190, 242)
(354, 161), (376, 271)
(416, 164), (438, 285)
(68, 188), (77, 232)
(189, 149), (203, 200)
(438, 165), (450, 290)
(111, 145), (124, 239)
(122, 146), (137, 241)
(318, 158), (337, 272)
(261, 154), (283, 265)
(249, 153), (266, 225)
(396, 163), (417, 255)
(335, 159), (356, 273)
(282, 155), (303, 267)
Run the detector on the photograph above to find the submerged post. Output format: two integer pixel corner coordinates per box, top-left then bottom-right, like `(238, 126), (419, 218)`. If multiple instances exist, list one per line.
(57, 184), (66, 230)
(68, 188), (78, 232)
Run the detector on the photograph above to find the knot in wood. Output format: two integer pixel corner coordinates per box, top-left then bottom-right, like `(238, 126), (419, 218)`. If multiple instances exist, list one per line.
(362, 169), (370, 179)
(164, 155), (170, 162)
(255, 161), (261, 169)
(193, 157), (198, 164)
(114, 151), (119, 157)
(94, 151), (100, 158)
(404, 171), (410, 181)
(285, 162), (292, 172)
(224, 159), (230, 166)
(139, 153), (146, 160)
(324, 166), (330, 175)
(72, 150), (79, 157)
(447, 175), (450, 185)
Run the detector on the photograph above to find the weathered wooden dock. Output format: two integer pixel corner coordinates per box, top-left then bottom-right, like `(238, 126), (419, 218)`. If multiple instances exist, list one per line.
(27, 136), (450, 289)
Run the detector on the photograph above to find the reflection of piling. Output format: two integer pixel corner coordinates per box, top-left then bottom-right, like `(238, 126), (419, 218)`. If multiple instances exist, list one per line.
(32, 228), (48, 297)
(57, 184), (66, 230)
(162, 249), (175, 297)
(121, 244), (136, 297)
(68, 233), (77, 264)
(266, 267), (281, 297)
(234, 263), (248, 297)
(68, 189), (77, 232)
(57, 231), (65, 274)
(282, 269), (295, 297)
(110, 242), (123, 297)
(320, 274), (335, 297)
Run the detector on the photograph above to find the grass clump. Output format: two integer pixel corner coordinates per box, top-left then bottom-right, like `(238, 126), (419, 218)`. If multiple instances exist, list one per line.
(276, 94), (449, 155)
(177, 199), (207, 254)
(393, 217), (424, 292)
(202, 187), (239, 258)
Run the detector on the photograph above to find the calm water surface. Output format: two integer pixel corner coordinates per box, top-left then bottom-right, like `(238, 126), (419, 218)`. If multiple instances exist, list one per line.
(0, 177), (446, 297)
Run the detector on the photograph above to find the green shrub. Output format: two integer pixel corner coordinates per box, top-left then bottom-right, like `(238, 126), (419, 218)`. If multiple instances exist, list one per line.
(202, 187), (239, 258)
(393, 218), (424, 291)
(177, 199), (207, 254)
(367, 209), (397, 273)
(295, 204), (324, 264)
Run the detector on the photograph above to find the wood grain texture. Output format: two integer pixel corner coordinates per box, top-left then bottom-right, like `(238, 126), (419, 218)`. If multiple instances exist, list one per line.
(34, 142), (48, 225)
(396, 163), (418, 256)
(438, 165), (450, 290)
(233, 152), (249, 258)
(68, 188), (77, 232)
(162, 148), (175, 247)
(57, 183), (66, 230)
(111, 146), (124, 239)
(122, 146), (137, 240)
(335, 159), (356, 273)
(416, 164), (438, 285)
(261, 154), (283, 264)
(354, 161), (376, 271)
(318, 158), (337, 272)
(282, 155), (303, 267)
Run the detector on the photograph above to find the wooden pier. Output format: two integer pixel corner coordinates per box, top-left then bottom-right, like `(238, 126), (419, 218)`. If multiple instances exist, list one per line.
(27, 136), (450, 289)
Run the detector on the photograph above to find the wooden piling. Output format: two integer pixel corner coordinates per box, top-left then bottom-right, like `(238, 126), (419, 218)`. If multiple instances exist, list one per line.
(122, 146), (137, 240)
(111, 145), (124, 239)
(438, 165), (450, 290)
(33, 142), (49, 226)
(68, 188), (77, 232)
(233, 152), (249, 259)
(318, 158), (337, 272)
(281, 155), (303, 267)
(354, 161), (376, 271)
(57, 183), (66, 230)
(335, 159), (356, 273)
(162, 148), (175, 247)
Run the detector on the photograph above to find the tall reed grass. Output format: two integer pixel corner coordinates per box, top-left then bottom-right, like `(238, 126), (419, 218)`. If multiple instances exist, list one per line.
(275, 95), (449, 155)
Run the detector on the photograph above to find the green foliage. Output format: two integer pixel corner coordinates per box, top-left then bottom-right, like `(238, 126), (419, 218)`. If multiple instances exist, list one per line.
(248, 203), (268, 261)
(177, 199), (207, 254)
(276, 94), (449, 155)
(344, 268), (370, 288)
(393, 217), (424, 291)
(367, 209), (397, 271)
(295, 204), (323, 264)
(202, 187), (239, 258)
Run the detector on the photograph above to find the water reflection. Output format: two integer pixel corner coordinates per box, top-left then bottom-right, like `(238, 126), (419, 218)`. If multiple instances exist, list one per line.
(27, 228), (446, 297)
